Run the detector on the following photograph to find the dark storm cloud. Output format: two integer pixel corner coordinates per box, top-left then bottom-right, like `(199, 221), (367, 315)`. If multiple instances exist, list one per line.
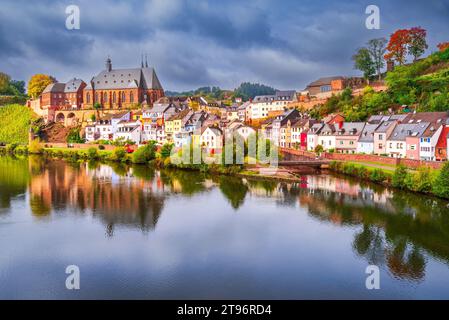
(0, 0), (448, 91)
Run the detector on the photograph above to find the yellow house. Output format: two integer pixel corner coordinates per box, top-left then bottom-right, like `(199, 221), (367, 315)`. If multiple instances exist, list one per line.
(165, 109), (192, 142)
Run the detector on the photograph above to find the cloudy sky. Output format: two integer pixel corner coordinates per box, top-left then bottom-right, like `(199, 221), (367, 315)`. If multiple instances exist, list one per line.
(0, 0), (448, 92)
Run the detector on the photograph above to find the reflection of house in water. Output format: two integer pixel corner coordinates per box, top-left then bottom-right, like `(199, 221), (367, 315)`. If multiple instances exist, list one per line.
(28, 161), (166, 232)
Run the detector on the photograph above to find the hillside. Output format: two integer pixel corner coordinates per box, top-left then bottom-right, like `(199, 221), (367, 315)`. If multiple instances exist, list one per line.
(0, 104), (35, 144)
(310, 47), (449, 121)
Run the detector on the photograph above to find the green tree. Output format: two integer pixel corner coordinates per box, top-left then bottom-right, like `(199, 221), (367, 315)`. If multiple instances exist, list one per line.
(0, 72), (11, 94)
(392, 165), (408, 189)
(433, 162), (449, 199)
(367, 38), (387, 80)
(353, 48), (375, 83)
(408, 27), (428, 62)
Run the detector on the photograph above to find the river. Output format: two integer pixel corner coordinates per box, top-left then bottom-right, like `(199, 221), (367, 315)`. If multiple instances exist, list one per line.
(1, 155), (449, 299)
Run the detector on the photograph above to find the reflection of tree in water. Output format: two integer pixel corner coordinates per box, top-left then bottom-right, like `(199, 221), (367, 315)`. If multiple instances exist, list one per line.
(353, 224), (386, 266)
(0, 156), (30, 210)
(160, 169), (207, 195)
(298, 188), (436, 282)
(246, 179), (277, 195)
(217, 176), (248, 210)
(27, 159), (166, 233)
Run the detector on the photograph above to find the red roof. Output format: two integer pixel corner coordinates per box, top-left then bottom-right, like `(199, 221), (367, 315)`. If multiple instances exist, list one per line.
(436, 126), (449, 149)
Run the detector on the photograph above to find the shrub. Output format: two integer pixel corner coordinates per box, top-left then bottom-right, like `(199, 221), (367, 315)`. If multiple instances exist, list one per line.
(132, 143), (156, 164)
(28, 139), (43, 154)
(67, 128), (84, 143)
(314, 145), (324, 153)
(370, 169), (387, 183)
(0, 104), (33, 144)
(433, 162), (449, 199)
(392, 165), (408, 189)
(98, 145), (105, 150)
(412, 166), (434, 193)
(110, 147), (127, 162)
(5, 143), (18, 153)
(87, 147), (99, 160)
(160, 143), (174, 159)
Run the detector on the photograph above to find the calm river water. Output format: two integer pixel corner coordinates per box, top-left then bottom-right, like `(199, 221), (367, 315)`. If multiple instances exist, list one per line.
(1, 155), (449, 299)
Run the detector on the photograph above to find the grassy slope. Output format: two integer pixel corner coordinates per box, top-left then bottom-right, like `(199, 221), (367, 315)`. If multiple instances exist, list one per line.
(0, 104), (34, 144)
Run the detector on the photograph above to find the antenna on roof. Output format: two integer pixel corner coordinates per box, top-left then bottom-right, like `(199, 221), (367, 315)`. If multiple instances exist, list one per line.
(145, 53), (149, 68)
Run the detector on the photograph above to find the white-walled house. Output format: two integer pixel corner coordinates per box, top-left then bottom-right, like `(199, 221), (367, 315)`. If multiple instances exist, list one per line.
(201, 127), (223, 149)
(307, 123), (324, 151)
(113, 120), (141, 145)
(111, 111), (131, 133)
(317, 124), (336, 151)
(85, 124), (97, 142)
(235, 125), (256, 140)
(95, 117), (113, 140)
(357, 123), (379, 154)
(420, 124), (443, 161)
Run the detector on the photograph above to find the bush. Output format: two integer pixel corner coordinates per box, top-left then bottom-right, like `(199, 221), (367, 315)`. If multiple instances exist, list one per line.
(370, 169), (387, 183)
(87, 147), (99, 160)
(160, 143), (174, 159)
(0, 104), (34, 144)
(28, 139), (43, 154)
(314, 145), (324, 153)
(132, 142), (156, 164)
(5, 143), (18, 154)
(98, 145), (105, 150)
(433, 162), (449, 199)
(67, 128), (84, 143)
(109, 147), (127, 162)
(392, 165), (408, 189)
(412, 166), (434, 193)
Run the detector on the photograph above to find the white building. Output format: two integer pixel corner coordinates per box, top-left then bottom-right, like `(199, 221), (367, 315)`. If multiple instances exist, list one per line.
(420, 124), (443, 161)
(201, 127), (223, 149)
(247, 90), (297, 120)
(356, 123), (379, 154)
(307, 123), (324, 151)
(317, 124), (337, 151)
(113, 120), (142, 145)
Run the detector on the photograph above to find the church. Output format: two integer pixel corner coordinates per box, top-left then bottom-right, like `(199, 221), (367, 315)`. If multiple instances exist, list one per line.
(83, 56), (164, 109)
(38, 56), (164, 111)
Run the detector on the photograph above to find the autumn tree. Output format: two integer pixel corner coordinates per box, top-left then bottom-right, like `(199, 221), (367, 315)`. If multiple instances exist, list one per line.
(353, 47), (375, 83)
(385, 29), (410, 65)
(367, 38), (387, 80)
(0, 72), (11, 94)
(408, 27), (428, 61)
(437, 42), (449, 52)
(28, 74), (55, 98)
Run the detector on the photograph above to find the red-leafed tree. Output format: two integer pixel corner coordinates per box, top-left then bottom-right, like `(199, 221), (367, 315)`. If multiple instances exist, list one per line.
(408, 27), (428, 61)
(437, 42), (449, 52)
(384, 29), (410, 65)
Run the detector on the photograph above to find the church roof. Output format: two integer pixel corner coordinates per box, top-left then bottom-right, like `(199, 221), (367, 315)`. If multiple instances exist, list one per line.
(42, 82), (65, 93)
(64, 78), (85, 93)
(90, 64), (163, 91)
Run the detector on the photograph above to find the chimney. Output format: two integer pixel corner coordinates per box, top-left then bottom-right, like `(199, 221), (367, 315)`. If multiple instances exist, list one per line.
(387, 59), (394, 72)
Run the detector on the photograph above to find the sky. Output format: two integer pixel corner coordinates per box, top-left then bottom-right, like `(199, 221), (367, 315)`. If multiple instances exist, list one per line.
(0, 0), (448, 92)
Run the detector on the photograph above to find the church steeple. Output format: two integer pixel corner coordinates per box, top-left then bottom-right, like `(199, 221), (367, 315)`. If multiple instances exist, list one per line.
(145, 54), (148, 68)
(105, 56), (112, 72)
(141, 54), (144, 68)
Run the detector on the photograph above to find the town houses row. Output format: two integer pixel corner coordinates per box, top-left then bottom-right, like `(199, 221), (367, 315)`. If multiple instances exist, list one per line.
(84, 96), (256, 150)
(260, 110), (449, 162)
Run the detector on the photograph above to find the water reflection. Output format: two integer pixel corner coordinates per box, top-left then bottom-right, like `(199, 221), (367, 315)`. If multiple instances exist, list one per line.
(1, 156), (449, 285)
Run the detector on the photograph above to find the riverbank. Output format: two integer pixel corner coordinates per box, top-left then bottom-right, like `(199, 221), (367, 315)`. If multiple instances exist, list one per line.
(3, 143), (449, 200)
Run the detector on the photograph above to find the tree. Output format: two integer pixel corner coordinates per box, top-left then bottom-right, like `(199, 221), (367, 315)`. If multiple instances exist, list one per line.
(9, 80), (26, 95)
(408, 27), (428, 62)
(28, 74), (54, 98)
(433, 162), (449, 199)
(385, 29), (410, 65)
(353, 48), (375, 83)
(437, 42), (449, 52)
(0, 72), (11, 94)
(367, 38), (387, 80)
